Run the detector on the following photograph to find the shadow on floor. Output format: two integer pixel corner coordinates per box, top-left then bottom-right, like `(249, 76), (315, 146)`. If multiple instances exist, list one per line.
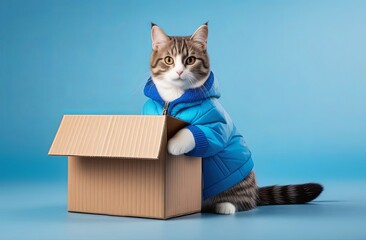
(3, 198), (366, 225)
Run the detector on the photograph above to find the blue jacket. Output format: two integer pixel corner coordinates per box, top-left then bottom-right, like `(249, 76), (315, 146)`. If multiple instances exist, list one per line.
(142, 72), (254, 200)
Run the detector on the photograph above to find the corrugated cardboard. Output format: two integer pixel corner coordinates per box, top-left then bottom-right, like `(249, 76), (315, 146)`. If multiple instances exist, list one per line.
(49, 115), (202, 219)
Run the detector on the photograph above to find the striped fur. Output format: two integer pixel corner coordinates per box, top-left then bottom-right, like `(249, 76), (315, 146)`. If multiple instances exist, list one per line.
(150, 36), (210, 79)
(257, 183), (323, 206)
(202, 171), (258, 213)
(150, 23), (210, 98)
(202, 171), (323, 214)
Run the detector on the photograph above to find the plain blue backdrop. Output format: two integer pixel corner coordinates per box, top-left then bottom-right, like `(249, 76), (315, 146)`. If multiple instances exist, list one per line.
(1, 0), (365, 182)
(1, 1), (366, 239)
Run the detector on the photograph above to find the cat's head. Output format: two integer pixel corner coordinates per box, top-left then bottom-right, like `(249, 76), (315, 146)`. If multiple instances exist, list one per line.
(150, 23), (210, 90)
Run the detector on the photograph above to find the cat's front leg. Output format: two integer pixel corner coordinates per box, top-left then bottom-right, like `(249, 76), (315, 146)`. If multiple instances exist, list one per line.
(168, 128), (195, 155)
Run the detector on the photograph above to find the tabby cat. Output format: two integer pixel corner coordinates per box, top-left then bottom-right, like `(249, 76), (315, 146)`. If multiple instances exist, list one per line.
(143, 23), (323, 215)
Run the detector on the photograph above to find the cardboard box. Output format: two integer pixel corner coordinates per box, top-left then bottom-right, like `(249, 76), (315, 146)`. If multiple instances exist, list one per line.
(49, 115), (202, 219)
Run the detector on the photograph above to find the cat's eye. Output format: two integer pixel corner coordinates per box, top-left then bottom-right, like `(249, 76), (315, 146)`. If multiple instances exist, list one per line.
(186, 56), (196, 65)
(164, 56), (174, 65)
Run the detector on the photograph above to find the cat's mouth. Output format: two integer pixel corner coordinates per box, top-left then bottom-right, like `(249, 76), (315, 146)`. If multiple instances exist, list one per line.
(169, 77), (188, 88)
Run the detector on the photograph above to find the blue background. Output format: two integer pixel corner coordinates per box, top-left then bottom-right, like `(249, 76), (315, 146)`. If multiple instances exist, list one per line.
(1, 1), (366, 239)
(1, 0), (365, 182)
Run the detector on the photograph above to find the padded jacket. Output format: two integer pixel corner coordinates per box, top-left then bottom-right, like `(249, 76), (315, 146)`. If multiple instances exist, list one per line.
(142, 72), (254, 200)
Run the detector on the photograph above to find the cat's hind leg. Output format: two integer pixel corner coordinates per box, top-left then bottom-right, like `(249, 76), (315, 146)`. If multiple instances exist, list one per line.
(214, 202), (237, 215)
(202, 171), (258, 215)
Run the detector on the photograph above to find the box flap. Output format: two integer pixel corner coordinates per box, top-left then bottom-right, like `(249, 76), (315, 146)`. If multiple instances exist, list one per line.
(166, 116), (189, 139)
(49, 115), (169, 159)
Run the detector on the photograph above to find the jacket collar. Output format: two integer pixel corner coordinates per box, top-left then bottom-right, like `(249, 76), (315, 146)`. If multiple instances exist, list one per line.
(144, 71), (219, 108)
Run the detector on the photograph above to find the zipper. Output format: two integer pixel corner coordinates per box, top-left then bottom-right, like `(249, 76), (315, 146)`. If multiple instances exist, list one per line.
(162, 101), (169, 115)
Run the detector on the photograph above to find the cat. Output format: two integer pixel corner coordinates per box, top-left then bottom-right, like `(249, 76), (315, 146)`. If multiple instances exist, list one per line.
(142, 22), (323, 215)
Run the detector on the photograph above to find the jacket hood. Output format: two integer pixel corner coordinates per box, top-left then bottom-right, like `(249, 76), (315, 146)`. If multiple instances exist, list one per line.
(144, 71), (220, 107)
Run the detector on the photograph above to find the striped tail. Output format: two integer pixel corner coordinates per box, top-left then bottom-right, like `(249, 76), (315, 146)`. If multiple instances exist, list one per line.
(257, 183), (323, 205)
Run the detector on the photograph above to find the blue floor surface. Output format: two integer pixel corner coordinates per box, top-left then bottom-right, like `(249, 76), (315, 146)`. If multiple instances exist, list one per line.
(1, 180), (365, 240)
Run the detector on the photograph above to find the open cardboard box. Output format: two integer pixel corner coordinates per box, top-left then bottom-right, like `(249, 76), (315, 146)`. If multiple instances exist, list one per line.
(49, 115), (202, 219)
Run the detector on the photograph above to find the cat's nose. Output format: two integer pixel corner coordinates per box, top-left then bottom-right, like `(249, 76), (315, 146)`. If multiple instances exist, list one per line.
(176, 70), (183, 76)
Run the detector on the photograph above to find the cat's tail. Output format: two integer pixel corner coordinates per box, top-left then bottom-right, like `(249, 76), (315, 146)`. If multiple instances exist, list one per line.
(257, 183), (323, 205)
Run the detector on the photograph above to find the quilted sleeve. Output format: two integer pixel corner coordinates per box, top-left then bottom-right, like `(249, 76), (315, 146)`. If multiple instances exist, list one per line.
(185, 100), (233, 158)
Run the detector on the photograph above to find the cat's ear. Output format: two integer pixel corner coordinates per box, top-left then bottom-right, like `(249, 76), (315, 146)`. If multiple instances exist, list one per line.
(151, 23), (170, 51)
(191, 22), (208, 50)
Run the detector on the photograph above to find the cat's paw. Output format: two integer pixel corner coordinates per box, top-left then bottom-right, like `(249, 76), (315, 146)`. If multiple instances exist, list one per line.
(214, 202), (236, 215)
(167, 128), (195, 155)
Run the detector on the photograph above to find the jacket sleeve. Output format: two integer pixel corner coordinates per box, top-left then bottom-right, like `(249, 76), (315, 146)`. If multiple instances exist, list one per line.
(142, 99), (160, 115)
(185, 102), (233, 158)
